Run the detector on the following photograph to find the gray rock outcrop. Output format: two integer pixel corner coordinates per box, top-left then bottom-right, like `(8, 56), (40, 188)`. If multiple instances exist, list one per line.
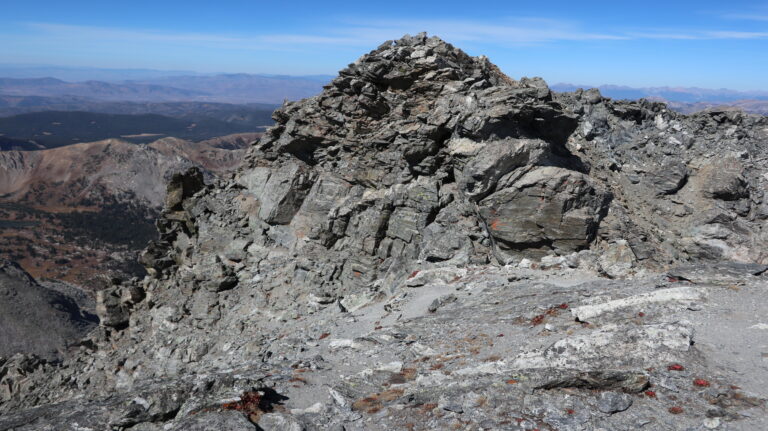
(0, 260), (97, 360)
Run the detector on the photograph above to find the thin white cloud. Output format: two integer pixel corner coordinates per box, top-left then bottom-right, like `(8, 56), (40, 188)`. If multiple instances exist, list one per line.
(628, 29), (768, 40)
(706, 30), (768, 39)
(722, 13), (768, 22)
(331, 18), (629, 45)
(25, 22), (364, 49)
(22, 19), (628, 51)
(19, 18), (768, 53)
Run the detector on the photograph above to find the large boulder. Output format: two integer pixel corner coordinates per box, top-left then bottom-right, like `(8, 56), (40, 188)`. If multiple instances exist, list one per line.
(478, 167), (609, 259)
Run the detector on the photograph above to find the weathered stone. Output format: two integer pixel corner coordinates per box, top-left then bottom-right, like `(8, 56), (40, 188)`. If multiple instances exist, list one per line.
(700, 158), (749, 201)
(96, 287), (129, 328)
(165, 167), (205, 211)
(479, 167), (609, 259)
(459, 138), (551, 201)
(646, 161), (689, 195)
(171, 411), (256, 430)
(596, 392), (633, 414)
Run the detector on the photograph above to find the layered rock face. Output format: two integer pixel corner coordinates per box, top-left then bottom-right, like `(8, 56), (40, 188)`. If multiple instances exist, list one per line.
(1, 34), (767, 430)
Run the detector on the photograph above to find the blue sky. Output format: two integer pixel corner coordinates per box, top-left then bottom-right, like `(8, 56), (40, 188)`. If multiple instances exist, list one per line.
(2, 0), (768, 90)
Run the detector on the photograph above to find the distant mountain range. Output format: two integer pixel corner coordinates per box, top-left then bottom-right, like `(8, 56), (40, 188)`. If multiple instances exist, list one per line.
(0, 95), (278, 119)
(0, 73), (328, 104)
(666, 100), (768, 115)
(0, 64), (202, 82)
(551, 83), (768, 104)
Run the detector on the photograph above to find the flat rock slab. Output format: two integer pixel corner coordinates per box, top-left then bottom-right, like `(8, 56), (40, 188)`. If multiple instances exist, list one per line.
(669, 262), (768, 284)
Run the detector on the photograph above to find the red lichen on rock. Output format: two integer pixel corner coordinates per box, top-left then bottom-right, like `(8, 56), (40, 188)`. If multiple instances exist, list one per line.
(408, 270), (420, 279)
(667, 364), (685, 371)
(644, 390), (657, 398)
(531, 314), (546, 326)
(693, 378), (711, 387)
(222, 391), (267, 422)
(668, 406), (684, 414)
(318, 332), (330, 340)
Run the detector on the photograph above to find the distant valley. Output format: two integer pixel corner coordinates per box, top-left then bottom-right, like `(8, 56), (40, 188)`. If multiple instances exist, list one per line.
(0, 109), (273, 149)
(0, 134), (255, 286)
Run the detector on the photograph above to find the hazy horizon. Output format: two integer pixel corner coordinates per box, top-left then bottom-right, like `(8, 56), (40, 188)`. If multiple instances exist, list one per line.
(2, 1), (768, 91)
(2, 63), (768, 96)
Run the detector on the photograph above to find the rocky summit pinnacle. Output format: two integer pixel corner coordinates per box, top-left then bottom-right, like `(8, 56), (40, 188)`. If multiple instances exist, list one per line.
(1, 34), (767, 430)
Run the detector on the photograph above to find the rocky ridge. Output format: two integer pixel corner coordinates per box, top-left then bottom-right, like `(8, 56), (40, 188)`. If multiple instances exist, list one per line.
(1, 33), (767, 430)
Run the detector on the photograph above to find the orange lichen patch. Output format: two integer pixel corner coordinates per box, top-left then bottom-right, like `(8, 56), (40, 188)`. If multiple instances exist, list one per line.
(419, 403), (438, 413)
(667, 364), (685, 371)
(506, 379), (519, 385)
(693, 379), (711, 387)
(730, 391), (764, 407)
(668, 406), (684, 414)
(430, 363), (445, 370)
(527, 303), (571, 326)
(389, 368), (418, 384)
(352, 396), (381, 412)
(221, 391), (268, 422)
(351, 388), (406, 413)
(318, 332), (330, 340)
(379, 388), (404, 402)
(352, 270), (362, 278)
